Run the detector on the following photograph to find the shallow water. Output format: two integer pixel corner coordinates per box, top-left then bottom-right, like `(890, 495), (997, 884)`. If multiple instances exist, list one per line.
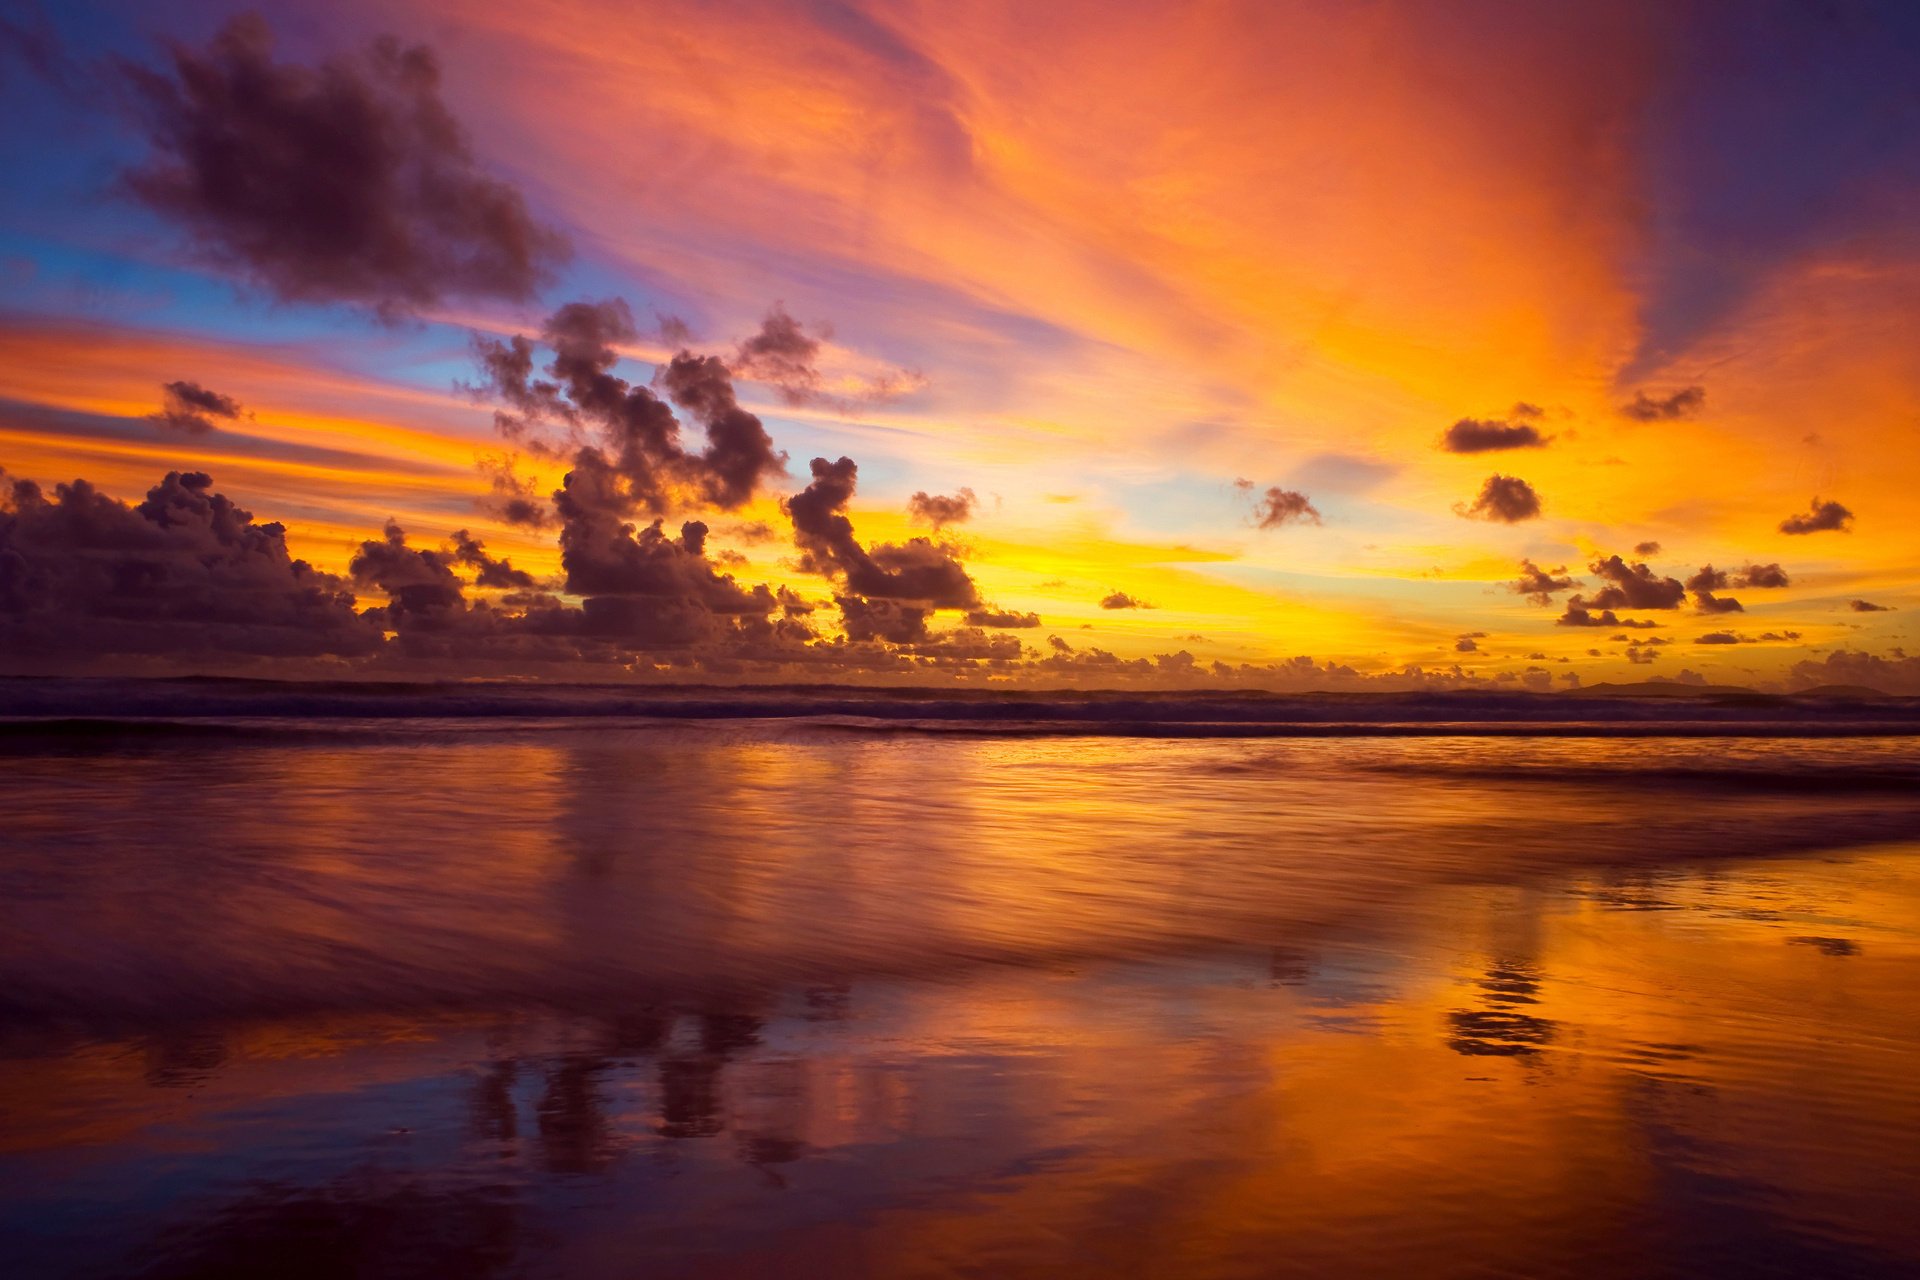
(3, 724), (1920, 1277)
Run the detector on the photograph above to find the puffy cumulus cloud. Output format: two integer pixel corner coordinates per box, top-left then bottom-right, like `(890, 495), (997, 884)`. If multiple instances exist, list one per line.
(1455, 474), (1541, 523)
(1850, 599), (1895, 612)
(1619, 386), (1705, 422)
(350, 520), (465, 623)
(966, 608), (1040, 628)
(1779, 497), (1854, 535)
(1788, 650), (1920, 695)
(1586, 555), (1688, 611)
(471, 299), (787, 516)
(0, 468), (378, 663)
(1512, 559), (1578, 605)
(1735, 563), (1791, 589)
(122, 16), (567, 313)
(1685, 564), (1744, 614)
(449, 530), (535, 590)
(1634, 541), (1662, 556)
(1696, 631), (1742, 644)
(147, 380), (244, 435)
(908, 488), (976, 529)
(785, 455), (979, 611)
(1625, 644), (1661, 664)
(1454, 635), (1480, 652)
(1100, 591), (1150, 609)
(1251, 487), (1321, 529)
(1439, 417), (1549, 453)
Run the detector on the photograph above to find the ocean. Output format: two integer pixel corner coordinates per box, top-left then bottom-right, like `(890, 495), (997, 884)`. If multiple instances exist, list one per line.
(3, 681), (1919, 1277)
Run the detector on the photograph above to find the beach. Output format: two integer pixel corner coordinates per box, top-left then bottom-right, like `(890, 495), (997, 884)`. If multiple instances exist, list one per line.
(3, 697), (1919, 1276)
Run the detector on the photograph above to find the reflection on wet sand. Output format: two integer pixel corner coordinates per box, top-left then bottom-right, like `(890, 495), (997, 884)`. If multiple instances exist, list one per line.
(0, 732), (1918, 1276)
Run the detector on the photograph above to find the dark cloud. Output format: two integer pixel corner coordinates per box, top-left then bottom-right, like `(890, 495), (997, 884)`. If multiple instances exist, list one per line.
(1696, 631), (1742, 644)
(0, 468), (377, 662)
(1620, 386), (1705, 422)
(1100, 591), (1149, 610)
(836, 594), (928, 644)
(908, 488), (976, 529)
(471, 299), (787, 516)
(1684, 564), (1742, 614)
(1633, 540), (1662, 556)
(1779, 497), (1854, 535)
(1509, 402), (1545, 420)
(1454, 636), (1479, 652)
(123, 16), (568, 313)
(966, 608), (1040, 628)
(148, 380), (245, 435)
(1850, 599), (1894, 612)
(1556, 601), (1659, 629)
(1439, 418), (1549, 453)
(1735, 562), (1790, 588)
(1455, 474), (1541, 523)
(656, 350), (789, 509)
(1512, 560), (1578, 605)
(784, 456), (978, 609)
(1586, 555), (1688, 610)
(350, 520), (467, 626)
(1252, 487), (1321, 529)
(449, 530), (535, 590)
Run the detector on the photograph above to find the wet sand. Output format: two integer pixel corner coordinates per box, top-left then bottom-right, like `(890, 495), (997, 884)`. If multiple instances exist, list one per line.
(3, 726), (1918, 1277)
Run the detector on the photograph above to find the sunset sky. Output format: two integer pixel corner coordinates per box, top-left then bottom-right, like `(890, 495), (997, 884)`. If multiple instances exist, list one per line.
(3, 0), (1917, 688)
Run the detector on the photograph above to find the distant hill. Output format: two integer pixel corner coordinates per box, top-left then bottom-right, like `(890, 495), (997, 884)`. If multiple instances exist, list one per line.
(1573, 681), (1761, 699)
(1574, 680), (1893, 700)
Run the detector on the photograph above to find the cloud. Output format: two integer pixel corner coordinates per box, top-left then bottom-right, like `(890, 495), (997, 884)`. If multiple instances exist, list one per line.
(1586, 555), (1687, 610)
(475, 455), (553, 529)
(1619, 386), (1705, 421)
(1779, 497), (1854, 535)
(908, 488), (976, 529)
(1850, 599), (1894, 612)
(1684, 564), (1742, 614)
(1556, 601), (1659, 629)
(449, 530), (535, 590)
(147, 380), (245, 435)
(1455, 474), (1541, 522)
(471, 299), (787, 515)
(725, 304), (922, 409)
(122, 16), (568, 313)
(1633, 541), (1662, 556)
(1100, 591), (1149, 609)
(0, 468), (378, 662)
(1252, 487), (1321, 529)
(1734, 563), (1790, 588)
(1454, 636), (1479, 652)
(965, 608), (1040, 628)
(1511, 559), (1578, 604)
(1439, 417), (1549, 453)
(784, 456), (978, 609)
(730, 304), (823, 406)
(1696, 631), (1742, 644)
